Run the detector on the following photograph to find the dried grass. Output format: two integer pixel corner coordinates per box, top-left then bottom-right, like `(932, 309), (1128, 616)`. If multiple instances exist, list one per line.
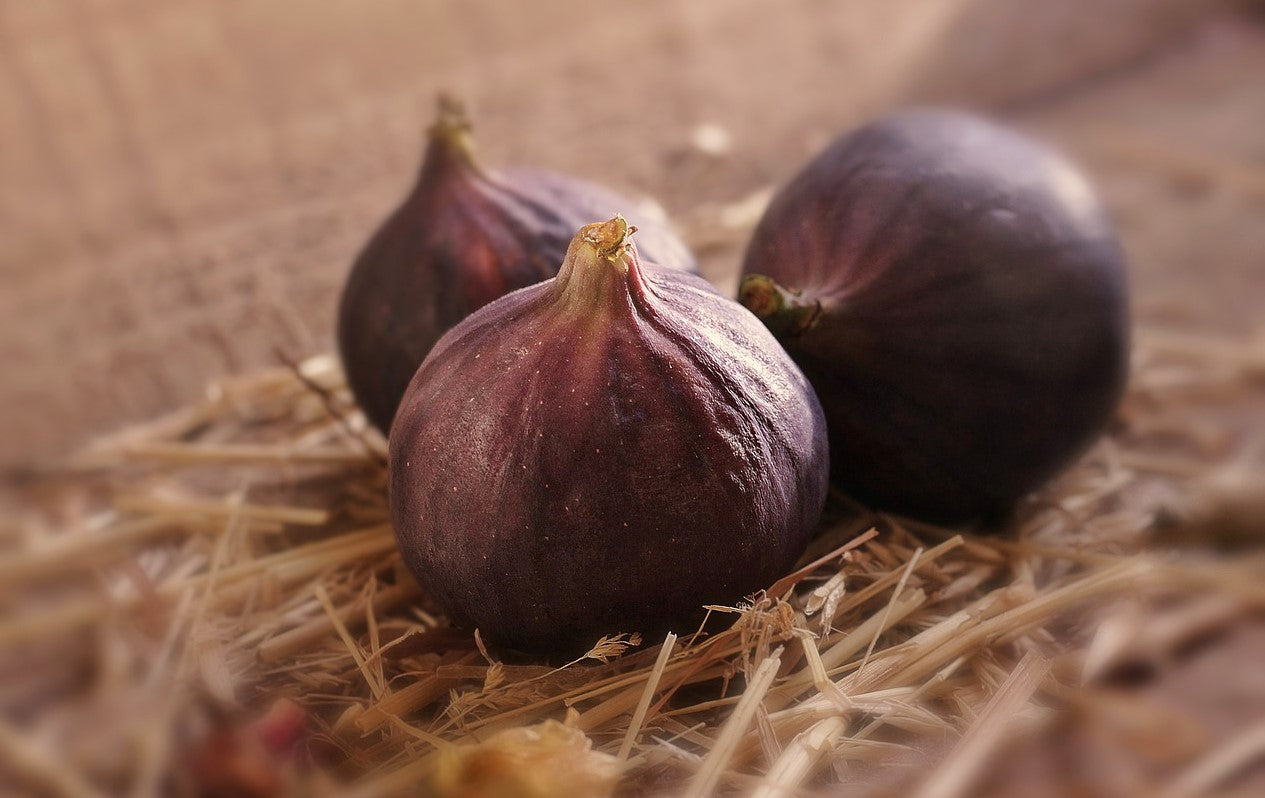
(1, 324), (1262, 797)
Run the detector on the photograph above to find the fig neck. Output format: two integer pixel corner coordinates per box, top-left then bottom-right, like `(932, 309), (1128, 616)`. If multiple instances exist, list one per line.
(552, 215), (650, 316)
(738, 275), (823, 339)
(418, 94), (487, 182)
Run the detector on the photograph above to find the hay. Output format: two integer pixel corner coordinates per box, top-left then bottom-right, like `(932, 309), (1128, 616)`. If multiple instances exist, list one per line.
(2, 322), (1262, 797)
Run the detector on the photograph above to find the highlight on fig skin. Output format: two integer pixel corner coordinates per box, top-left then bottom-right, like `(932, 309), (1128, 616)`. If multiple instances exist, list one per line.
(388, 215), (829, 655)
(336, 95), (697, 435)
(739, 108), (1130, 527)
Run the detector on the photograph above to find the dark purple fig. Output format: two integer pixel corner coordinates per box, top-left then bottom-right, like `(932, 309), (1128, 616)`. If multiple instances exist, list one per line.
(390, 216), (827, 654)
(739, 109), (1130, 525)
(338, 98), (696, 433)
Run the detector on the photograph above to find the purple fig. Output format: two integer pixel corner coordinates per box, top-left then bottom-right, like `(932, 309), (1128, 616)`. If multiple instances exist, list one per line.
(338, 98), (696, 433)
(739, 109), (1130, 525)
(390, 216), (827, 654)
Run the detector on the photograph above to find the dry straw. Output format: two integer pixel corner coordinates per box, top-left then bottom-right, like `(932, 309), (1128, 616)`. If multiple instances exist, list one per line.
(1, 322), (1262, 797)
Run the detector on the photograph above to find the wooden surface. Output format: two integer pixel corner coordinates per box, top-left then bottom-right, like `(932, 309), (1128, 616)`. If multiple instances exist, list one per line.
(0, 0), (1257, 469)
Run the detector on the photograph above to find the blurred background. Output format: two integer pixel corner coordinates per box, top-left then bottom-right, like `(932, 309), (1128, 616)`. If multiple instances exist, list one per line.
(2, 3), (1264, 796)
(1, 0), (1262, 472)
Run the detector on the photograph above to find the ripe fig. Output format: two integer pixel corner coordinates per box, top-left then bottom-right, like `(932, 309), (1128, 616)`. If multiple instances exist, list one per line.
(390, 216), (828, 654)
(739, 109), (1130, 525)
(338, 98), (696, 433)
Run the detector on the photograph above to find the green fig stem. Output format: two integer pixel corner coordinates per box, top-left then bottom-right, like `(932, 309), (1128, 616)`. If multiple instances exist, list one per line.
(738, 275), (823, 338)
(554, 215), (646, 312)
(426, 93), (481, 174)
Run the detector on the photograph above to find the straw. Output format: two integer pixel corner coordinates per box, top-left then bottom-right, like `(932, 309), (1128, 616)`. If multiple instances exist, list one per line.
(4, 316), (1260, 796)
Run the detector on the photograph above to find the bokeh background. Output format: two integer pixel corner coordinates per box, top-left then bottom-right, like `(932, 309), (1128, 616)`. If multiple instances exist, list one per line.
(2, 2), (1264, 796)
(2, 0), (1261, 471)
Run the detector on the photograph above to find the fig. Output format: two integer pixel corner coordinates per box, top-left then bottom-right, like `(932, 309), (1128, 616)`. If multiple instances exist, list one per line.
(338, 98), (696, 433)
(390, 216), (828, 654)
(739, 109), (1130, 525)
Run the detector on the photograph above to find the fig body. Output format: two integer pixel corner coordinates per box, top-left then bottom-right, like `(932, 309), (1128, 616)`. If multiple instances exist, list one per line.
(740, 109), (1130, 525)
(390, 217), (828, 654)
(338, 99), (696, 433)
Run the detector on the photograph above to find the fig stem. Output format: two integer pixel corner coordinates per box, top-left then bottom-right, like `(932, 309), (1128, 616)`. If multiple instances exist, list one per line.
(554, 215), (648, 312)
(580, 214), (636, 262)
(427, 93), (481, 173)
(738, 275), (823, 338)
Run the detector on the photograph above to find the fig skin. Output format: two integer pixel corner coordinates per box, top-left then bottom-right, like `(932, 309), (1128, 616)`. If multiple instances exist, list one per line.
(338, 98), (696, 434)
(739, 109), (1130, 526)
(390, 216), (828, 654)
